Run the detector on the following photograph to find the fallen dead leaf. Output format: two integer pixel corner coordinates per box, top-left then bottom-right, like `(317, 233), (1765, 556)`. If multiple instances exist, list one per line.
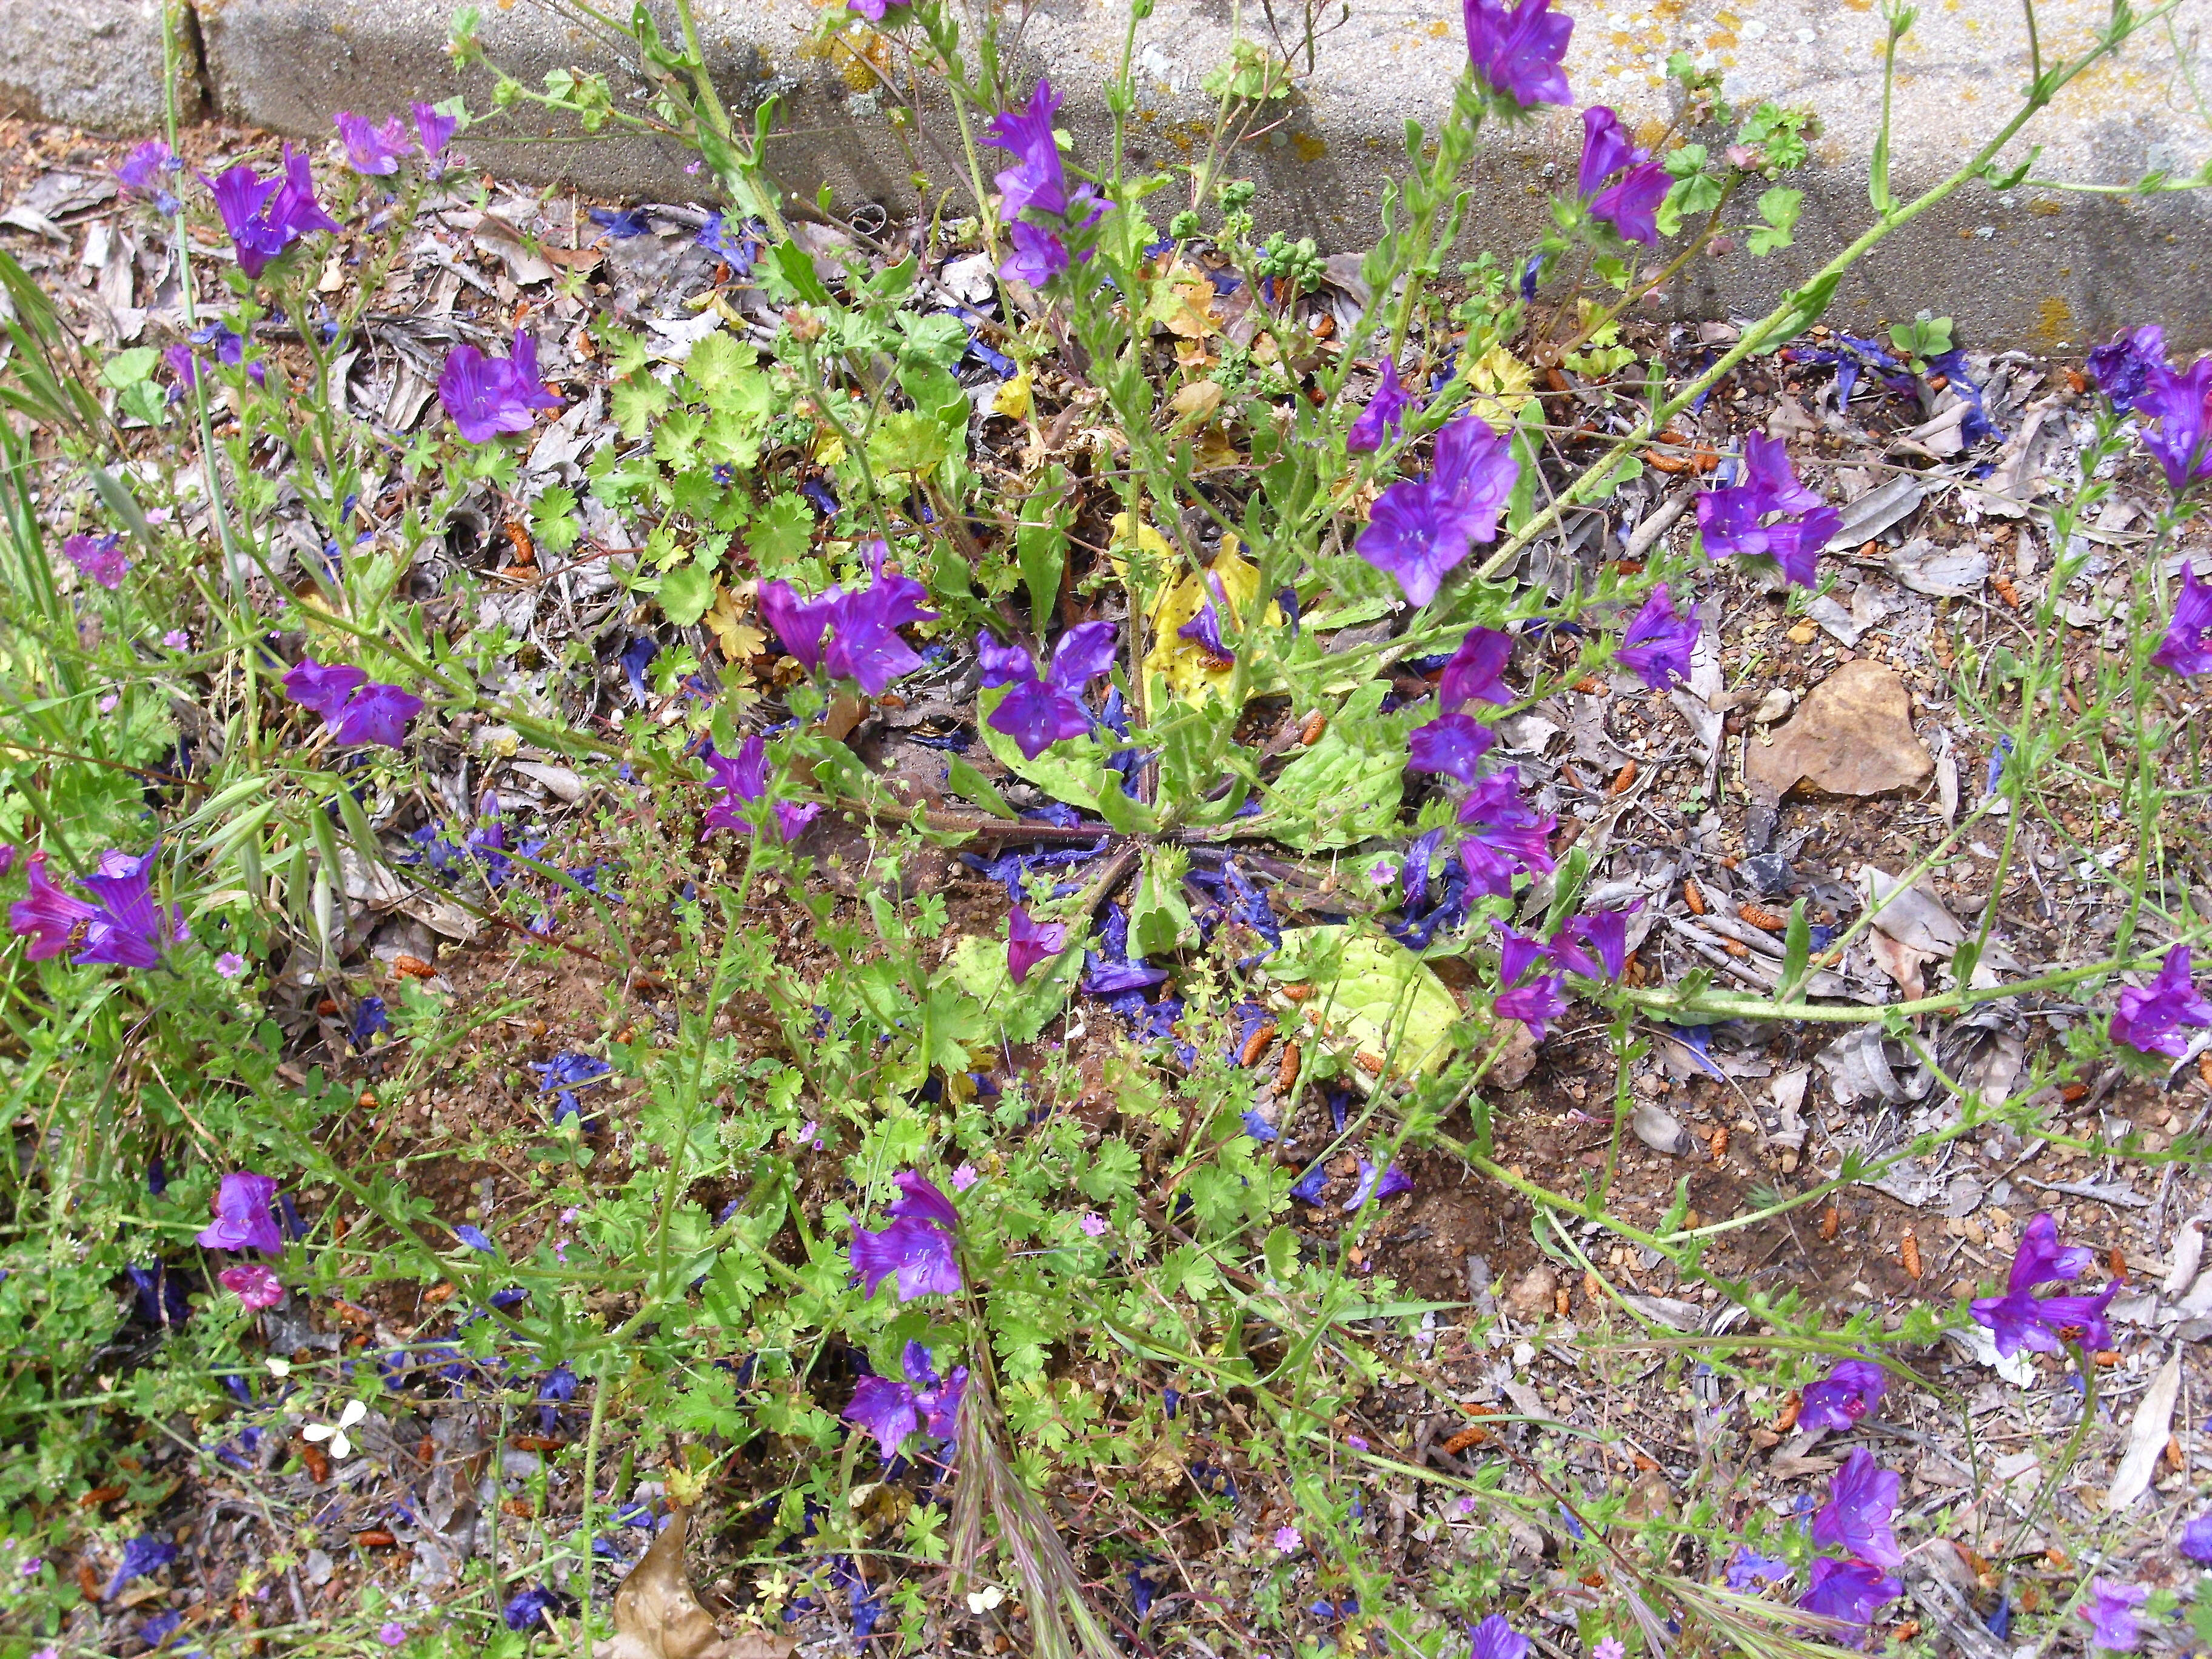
(594, 1509), (794, 1659)
(1744, 660), (1933, 799)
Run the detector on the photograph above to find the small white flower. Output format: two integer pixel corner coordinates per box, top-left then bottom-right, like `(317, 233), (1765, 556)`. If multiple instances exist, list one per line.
(303, 1399), (368, 1460)
(966, 1585), (1005, 1615)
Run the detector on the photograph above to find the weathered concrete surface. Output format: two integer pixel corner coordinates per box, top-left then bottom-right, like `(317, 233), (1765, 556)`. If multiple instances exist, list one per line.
(0, 0), (198, 130)
(42, 0), (2212, 345)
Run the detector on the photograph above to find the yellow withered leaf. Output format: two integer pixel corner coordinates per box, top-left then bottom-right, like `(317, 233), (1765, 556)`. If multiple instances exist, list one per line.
(1140, 534), (1282, 706)
(1465, 345), (1535, 427)
(705, 587), (765, 667)
(991, 368), (1033, 421)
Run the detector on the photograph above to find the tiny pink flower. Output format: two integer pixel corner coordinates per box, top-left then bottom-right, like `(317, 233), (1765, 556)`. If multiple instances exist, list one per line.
(215, 951), (248, 979)
(1592, 1641), (1625, 1659)
(951, 1163), (979, 1192)
(378, 1622), (407, 1647)
(219, 1262), (284, 1310)
(98, 694), (119, 714)
(1079, 1213), (1109, 1237)
(162, 629), (190, 649)
(1272, 1524), (1301, 1552)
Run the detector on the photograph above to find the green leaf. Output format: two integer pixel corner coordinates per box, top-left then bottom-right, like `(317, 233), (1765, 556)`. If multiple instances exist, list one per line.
(686, 332), (759, 401)
(945, 755), (1017, 819)
(1746, 186), (1803, 256)
(1263, 1224), (1299, 1281)
(1258, 682), (1408, 848)
(1269, 927), (1464, 1079)
(868, 253), (918, 301)
(773, 238), (833, 306)
(868, 411), (951, 480)
(896, 311), (970, 371)
(531, 486), (583, 556)
(611, 375), (671, 439)
(98, 347), (159, 389)
(659, 560), (718, 626)
(750, 492), (813, 571)
(1128, 845), (1193, 957)
(1781, 898), (1810, 988)
(943, 930), (1083, 1045)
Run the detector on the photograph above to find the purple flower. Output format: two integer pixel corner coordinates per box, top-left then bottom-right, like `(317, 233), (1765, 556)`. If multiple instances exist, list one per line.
(215, 951), (248, 978)
(2179, 1515), (2212, 1564)
(1407, 712), (1496, 782)
(760, 543), (937, 697)
(1438, 626), (1515, 709)
(1469, 1614), (1530, 1659)
(2081, 1578), (2150, 1652)
(1726, 1547), (1793, 1590)
(1463, 0), (1572, 107)
(115, 139), (181, 213)
(1001, 220), (1070, 285)
(1495, 922), (1549, 986)
(2088, 325), (2167, 412)
(1973, 1271), (2119, 1358)
(10, 848), (187, 968)
(1356, 416), (1520, 607)
(62, 532), (130, 590)
(1177, 577), (1235, 666)
(411, 102), (457, 167)
(983, 620), (1118, 759)
(1553, 906), (1637, 980)
(2137, 356), (2212, 492)
(1495, 974), (1567, 1041)
(198, 1172), (283, 1254)
(1696, 434), (1837, 586)
(1798, 1359), (1887, 1434)
(1811, 1448), (1901, 1566)
(2008, 1211), (2094, 1290)
(206, 144), (340, 280)
(283, 658), (421, 748)
(1346, 1158), (1413, 1211)
(2111, 945), (2212, 1057)
(851, 1171), (963, 1301)
(1613, 583), (1697, 688)
(985, 80), (1075, 220)
(700, 735), (819, 842)
(9, 851), (96, 961)
(1083, 903), (1168, 996)
(1590, 160), (1671, 245)
(1008, 905), (1067, 984)
(378, 1622), (408, 1647)
(503, 1586), (557, 1633)
(220, 1262), (285, 1310)
(438, 327), (563, 444)
(1577, 106), (1637, 197)
(1454, 766), (1556, 897)
(843, 1341), (967, 1459)
(1798, 1557), (1900, 1635)
(105, 1535), (178, 1600)
(1347, 358), (1413, 452)
(2154, 561), (2212, 677)
(334, 111), (409, 175)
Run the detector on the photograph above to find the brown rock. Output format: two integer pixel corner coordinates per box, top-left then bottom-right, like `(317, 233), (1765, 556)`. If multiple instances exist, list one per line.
(1743, 659), (1933, 799)
(1503, 1264), (1558, 1319)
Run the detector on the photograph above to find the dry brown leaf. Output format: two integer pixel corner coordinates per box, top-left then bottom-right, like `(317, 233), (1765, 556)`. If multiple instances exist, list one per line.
(1743, 660), (1933, 799)
(593, 1510), (794, 1659)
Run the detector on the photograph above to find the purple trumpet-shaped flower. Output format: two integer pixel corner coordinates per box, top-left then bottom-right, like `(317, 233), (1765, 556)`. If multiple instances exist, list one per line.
(503, 1587), (558, 1633)
(1590, 160), (1671, 246)
(1463, 0), (1572, 108)
(198, 1171), (284, 1255)
(1178, 576), (1235, 666)
(63, 532), (130, 590)
(1407, 712), (1497, 782)
(1438, 626), (1515, 709)
(1002, 220), (1071, 285)
(115, 139), (182, 214)
(760, 541), (937, 697)
(2154, 561), (2212, 677)
(1798, 1557), (1900, 1638)
(1797, 1358), (1887, 1434)
(334, 112), (409, 175)
(1971, 1212), (2116, 1356)
(1468, 1614), (1530, 1659)
(1495, 975), (1567, 1041)
(985, 80), (1076, 220)
(1356, 415), (1520, 607)
(220, 1263), (286, 1310)
(10, 848), (187, 968)
(851, 1172), (963, 1301)
(701, 735), (820, 842)
(843, 1339), (968, 1460)
(2136, 356), (2212, 492)
(2081, 1579), (2150, 1652)
(438, 327), (563, 444)
(281, 657), (422, 748)
(982, 620), (1118, 759)
(2110, 945), (2212, 1057)
(1346, 1158), (1413, 1211)
(1551, 903), (1640, 980)
(2179, 1514), (2212, 1564)
(1347, 358), (1413, 452)
(1007, 905), (1067, 985)
(1455, 766), (1557, 897)
(2008, 1210), (2096, 1289)
(411, 102), (457, 167)
(1810, 1448), (1901, 1566)
(1696, 434), (1839, 587)
(2088, 325), (2166, 412)
(1727, 1547), (1793, 1590)
(206, 144), (340, 280)
(1577, 107), (1637, 198)
(106, 1535), (179, 1600)
(1614, 584), (1697, 688)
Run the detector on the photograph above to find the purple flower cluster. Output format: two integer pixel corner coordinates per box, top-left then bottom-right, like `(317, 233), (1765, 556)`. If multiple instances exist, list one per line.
(1614, 585), (1698, 688)
(2082, 1579), (2150, 1652)
(980, 620), (1118, 759)
(1455, 766), (1556, 899)
(1797, 1358), (1886, 1435)
(206, 144), (341, 280)
(1463, 0), (1573, 108)
(1347, 358), (1414, 453)
(63, 531), (130, 590)
(842, 1339), (968, 1460)
(1577, 107), (1669, 244)
(2153, 562), (2212, 677)
(114, 139), (183, 215)
(283, 658), (424, 748)
(2111, 944), (2212, 1057)
(700, 735), (820, 842)
(851, 1172), (962, 1301)
(984, 81), (1105, 285)
(10, 846), (188, 968)
(334, 103), (455, 176)
(437, 328), (563, 443)
(1356, 415), (1520, 607)
(762, 541), (938, 697)
(1970, 1212), (2117, 1358)
(1792, 1449), (1904, 1641)
(1695, 434), (1838, 588)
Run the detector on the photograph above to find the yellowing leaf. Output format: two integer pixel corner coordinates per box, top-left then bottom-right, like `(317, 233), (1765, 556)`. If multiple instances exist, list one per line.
(1466, 345), (1535, 427)
(1140, 535), (1283, 706)
(705, 588), (765, 667)
(1167, 380), (1224, 429)
(813, 430), (846, 466)
(991, 368), (1033, 421)
(1106, 511), (1175, 583)
(1268, 927), (1463, 1082)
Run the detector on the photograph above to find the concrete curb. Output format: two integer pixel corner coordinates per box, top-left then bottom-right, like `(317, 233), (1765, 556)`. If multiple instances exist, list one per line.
(7, 0), (2212, 347)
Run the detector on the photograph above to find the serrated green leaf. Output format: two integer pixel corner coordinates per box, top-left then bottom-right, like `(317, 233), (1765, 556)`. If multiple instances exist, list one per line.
(943, 931), (1082, 1045)
(659, 560), (717, 626)
(750, 493), (812, 571)
(1257, 681), (1407, 849)
(611, 375), (671, 439)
